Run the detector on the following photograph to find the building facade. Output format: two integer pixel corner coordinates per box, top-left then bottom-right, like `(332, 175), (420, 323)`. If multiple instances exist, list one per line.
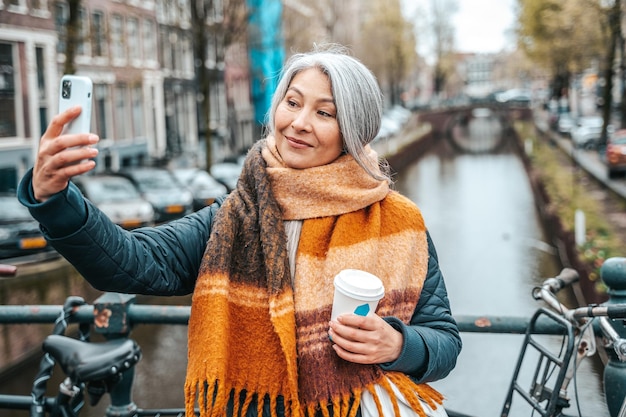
(0, 0), (56, 191)
(0, 0), (254, 191)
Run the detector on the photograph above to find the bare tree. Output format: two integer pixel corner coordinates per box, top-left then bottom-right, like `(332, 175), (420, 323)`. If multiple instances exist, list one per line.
(190, 0), (248, 170)
(357, 0), (417, 106)
(62, 0), (82, 75)
(516, 0), (621, 140)
(430, 0), (457, 99)
(599, 0), (622, 141)
(516, 0), (605, 101)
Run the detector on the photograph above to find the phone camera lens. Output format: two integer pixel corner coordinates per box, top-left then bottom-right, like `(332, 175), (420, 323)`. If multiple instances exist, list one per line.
(62, 80), (72, 99)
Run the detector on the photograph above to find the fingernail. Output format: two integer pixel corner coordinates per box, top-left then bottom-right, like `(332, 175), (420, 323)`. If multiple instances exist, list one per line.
(88, 134), (99, 143)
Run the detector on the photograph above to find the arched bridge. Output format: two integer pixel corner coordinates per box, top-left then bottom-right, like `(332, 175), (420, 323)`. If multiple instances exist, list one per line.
(382, 103), (534, 173)
(418, 103), (533, 153)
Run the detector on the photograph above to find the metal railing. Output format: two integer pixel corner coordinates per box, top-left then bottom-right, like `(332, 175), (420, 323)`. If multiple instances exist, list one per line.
(0, 257), (624, 416)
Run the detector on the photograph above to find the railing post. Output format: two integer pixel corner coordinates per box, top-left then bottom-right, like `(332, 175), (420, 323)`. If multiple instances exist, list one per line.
(600, 257), (626, 417)
(93, 292), (139, 417)
(93, 292), (137, 336)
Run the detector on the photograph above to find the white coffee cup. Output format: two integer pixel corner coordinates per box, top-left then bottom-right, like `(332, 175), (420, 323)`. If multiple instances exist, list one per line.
(331, 269), (385, 320)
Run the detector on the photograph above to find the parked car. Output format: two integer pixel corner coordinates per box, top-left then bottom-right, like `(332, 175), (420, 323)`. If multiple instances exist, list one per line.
(385, 105), (412, 126)
(210, 162), (243, 192)
(0, 193), (55, 259)
(374, 115), (402, 142)
(495, 88), (532, 106)
(606, 129), (626, 178)
(570, 116), (610, 150)
(72, 174), (155, 229)
(114, 168), (194, 223)
(556, 113), (576, 136)
(170, 168), (227, 211)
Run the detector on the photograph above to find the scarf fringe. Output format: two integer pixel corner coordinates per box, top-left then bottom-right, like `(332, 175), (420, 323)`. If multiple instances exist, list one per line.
(300, 374), (443, 417)
(186, 375), (443, 417)
(186, 379), (301, 417)
(385, 373), (445, 417)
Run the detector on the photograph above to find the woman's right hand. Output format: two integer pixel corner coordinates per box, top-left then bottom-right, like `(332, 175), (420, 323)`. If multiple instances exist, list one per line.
(32, 106), (99, 202)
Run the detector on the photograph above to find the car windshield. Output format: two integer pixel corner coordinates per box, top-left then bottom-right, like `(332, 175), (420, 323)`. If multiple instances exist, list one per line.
(579, 117), (603, 128)
(189, 172), (222, 189)
(211, 163), (242, 178)
(172, 171), (193, 185)
(83, 178), (141, 204)
(128, 170), (179, 191)
(0, 196), (34, 222)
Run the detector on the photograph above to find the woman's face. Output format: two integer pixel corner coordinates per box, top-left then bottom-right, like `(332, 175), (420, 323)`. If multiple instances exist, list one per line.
(274, 68), (343, 169)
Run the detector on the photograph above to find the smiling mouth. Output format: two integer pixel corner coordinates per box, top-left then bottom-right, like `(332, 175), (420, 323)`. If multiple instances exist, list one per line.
(286, 136), (310, 147)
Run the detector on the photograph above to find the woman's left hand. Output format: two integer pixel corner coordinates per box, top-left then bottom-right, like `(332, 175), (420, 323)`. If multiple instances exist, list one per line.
(328, 314), (403, 364)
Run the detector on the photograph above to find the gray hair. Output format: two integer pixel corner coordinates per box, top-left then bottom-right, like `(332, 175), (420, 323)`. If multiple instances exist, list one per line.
(266, 45), (390, 182)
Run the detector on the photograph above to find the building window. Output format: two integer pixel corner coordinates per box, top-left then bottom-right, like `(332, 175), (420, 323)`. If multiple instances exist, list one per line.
(114, 84), (129, 139)
(31, 0), (51, 18)
(206, 36), (216, 69)
(127, 17), (139, 63)
(131, 85), (144, 137)
(111, 14), (124, 62)
(77, 7), (89, 56)
(55, 3), (88, 57)
(54, 2), (67, 54)
(173, 31), (182, 72)
(209, 0), (223, 23)
(159, 27), (170, 70)
(8, 0), (28, 14)
(0, 43), (17, 138)
(36, 46), (48, 136)
(182, 34), (192, 74)
(141, 19), (156, 62)
(91, 11), (105, 57)
(94, 84), (109, 139)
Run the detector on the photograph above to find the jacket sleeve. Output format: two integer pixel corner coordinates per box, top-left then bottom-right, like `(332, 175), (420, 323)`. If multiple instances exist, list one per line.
(17, 168), (224, 296)
(380, 231), (462, 383)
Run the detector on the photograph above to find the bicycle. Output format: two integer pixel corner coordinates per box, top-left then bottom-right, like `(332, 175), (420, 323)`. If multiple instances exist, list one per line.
(500, 266), (626, 417)
(0, 264), (190, 417)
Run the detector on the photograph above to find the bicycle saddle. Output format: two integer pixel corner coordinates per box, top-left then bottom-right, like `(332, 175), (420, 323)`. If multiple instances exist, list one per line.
(42, 334), (142, 383)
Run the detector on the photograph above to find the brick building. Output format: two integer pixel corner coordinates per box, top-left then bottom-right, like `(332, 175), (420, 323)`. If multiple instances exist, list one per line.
(0, 0), (254, 191)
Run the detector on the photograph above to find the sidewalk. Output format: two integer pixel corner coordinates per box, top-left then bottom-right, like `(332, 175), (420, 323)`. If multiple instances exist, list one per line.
(534, 110), (626, 200)
(371, 115), (431, 158)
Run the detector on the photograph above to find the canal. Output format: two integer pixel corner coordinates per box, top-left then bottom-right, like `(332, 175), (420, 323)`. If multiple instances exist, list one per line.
(0, 112), (610, 416)
(395, 113), (608, 416)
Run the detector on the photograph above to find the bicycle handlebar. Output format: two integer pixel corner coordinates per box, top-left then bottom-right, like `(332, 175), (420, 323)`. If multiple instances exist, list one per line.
(531, 268), (580, 315)
(531, 267), (626, 363)
(533, 267), (579, 297)
(570, 304), (626, 320)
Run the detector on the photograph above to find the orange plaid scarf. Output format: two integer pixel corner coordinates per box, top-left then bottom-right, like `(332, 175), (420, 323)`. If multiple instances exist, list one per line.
(185, 138), (443, 417)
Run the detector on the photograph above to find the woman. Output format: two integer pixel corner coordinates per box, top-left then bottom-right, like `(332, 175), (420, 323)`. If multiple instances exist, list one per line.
(18, 45), (461, 417)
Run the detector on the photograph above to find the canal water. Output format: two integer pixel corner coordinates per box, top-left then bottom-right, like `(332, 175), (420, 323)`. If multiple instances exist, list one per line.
(0, 113), (610, 416)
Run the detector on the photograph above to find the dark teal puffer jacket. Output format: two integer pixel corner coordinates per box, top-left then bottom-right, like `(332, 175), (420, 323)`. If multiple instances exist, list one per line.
(17, 168), (461, 385)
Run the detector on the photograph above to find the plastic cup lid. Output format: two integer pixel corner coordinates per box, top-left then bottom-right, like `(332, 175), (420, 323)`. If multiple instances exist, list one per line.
(334, 269), (385, 301)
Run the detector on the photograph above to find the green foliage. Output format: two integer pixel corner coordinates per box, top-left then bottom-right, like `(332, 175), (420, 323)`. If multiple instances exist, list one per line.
(357, 0), (418, 96)
(516, 0), (606, 73)
(516, 121), (625, 291)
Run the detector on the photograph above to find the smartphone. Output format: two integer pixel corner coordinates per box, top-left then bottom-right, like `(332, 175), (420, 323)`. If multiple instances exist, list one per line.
(58, 75), (93, 135)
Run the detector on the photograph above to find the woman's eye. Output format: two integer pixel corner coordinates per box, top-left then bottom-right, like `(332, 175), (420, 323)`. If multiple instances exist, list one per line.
(286, 99), (298, 107)
(318, 110), (334, 118)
